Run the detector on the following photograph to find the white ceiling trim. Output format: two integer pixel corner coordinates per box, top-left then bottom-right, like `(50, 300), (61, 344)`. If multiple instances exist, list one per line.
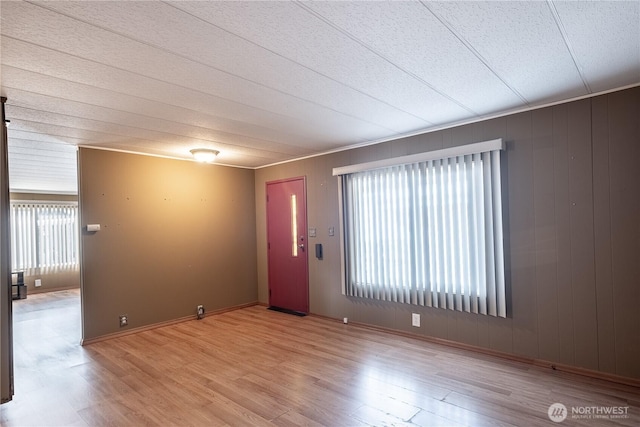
(76, 145), (255, 170)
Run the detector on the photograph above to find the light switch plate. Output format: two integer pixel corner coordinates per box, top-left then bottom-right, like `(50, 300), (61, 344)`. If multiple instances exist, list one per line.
(309, 227), (317, 237)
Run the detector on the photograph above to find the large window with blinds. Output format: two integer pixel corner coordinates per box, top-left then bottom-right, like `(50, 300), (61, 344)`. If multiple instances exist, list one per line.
(10, 202), (79, 271)
(334, 140), (507, 318)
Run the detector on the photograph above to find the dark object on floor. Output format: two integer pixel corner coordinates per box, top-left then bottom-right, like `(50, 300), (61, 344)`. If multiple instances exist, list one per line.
(11, 271), (27, 300)
(267, 306), (307, 317)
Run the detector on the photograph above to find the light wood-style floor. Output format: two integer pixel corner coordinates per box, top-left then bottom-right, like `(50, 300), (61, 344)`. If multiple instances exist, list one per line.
(1, 290), (638, 426)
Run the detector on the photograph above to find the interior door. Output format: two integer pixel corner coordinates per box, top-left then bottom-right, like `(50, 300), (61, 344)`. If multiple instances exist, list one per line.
(266, 177), (309, 314)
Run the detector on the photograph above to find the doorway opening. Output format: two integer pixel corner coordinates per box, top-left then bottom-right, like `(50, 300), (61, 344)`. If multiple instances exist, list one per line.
(6, 136), (81, 403)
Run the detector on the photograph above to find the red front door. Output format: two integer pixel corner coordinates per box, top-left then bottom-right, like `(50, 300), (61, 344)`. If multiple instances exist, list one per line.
(266, 177), (309, 314)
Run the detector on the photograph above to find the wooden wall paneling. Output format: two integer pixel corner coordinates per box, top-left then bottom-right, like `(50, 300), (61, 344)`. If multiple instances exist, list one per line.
(445, 309), (458, 344)
(608, 88), (640, 378)
(532, 107), (560, 363)
(421, 307), (449, 340)
(552, 104), (575, 366)
(479, 117), (508, 143)
(445, 123), (475, 149)
(405, 129), (444, 155)
(354, 300), (394, 327)
(390, 134), (409, 158)
(308, 156), (337, 317)
(505, 112), (537, 357)
(351, 140), (392, 164)
(328, 151), (354, 320)
(321, 158), (340, 303)
(469, 121), (486, 145)
(566, 99), (599, 371)
(590, 94), (617, 374)
(440, 127), (453, 150)
(476, 313), (491, 350)
(306, 158), (322, 316)
(455, 311), (480, 348)
(255, 168), (269, 305)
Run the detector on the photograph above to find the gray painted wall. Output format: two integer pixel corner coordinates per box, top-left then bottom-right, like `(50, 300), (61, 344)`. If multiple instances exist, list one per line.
(255, 87), (640, 379)
(79, 149), (258, 340)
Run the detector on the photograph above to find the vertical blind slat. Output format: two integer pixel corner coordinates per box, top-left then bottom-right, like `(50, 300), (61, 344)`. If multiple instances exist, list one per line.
(10, 203), (79, 272)
(342, 148), (506, 318)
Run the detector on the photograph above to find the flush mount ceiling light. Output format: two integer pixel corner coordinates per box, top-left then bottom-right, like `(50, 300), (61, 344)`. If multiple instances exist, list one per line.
(190, 148), (219, 163)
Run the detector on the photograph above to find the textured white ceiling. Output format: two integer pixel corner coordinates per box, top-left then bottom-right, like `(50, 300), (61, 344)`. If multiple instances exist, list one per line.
(1, 0), (639, 194)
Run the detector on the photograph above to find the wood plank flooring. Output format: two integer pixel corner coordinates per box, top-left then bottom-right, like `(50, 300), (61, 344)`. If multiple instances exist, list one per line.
(1, 289), (639, 426)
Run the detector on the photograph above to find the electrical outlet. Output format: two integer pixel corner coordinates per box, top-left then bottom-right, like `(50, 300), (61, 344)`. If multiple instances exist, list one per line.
(197, 305), (205, 320)
(119, 315), (128, 327)
(35, 279), (42, 287)
(411, 313), (420, 328)
(343, 317), (348, 324)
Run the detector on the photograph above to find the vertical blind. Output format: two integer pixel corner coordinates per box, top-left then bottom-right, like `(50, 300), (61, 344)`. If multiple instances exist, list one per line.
(10, 202), (79, 271)
(335, 141), (506, 317)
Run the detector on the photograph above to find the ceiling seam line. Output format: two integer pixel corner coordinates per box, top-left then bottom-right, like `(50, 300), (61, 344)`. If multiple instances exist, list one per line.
(160, 0), (432, 125)
(8, 115), (296, 158)
(546, 0), (592, 93)
(20, 0), (424, 129)
(2, 36), (396, 136)
(3, 86), (312, 153)
(1, 66), (322, 144)
(7, 168), (76, 173)
(9, 104), (245, 147)
(8, 104), (321, 156)
(418, 0), (531, 106)
(9, 163), (76, 168)
(9, 173), (76, 178)
(8, 146), (78, 154)
(294, 0), (478, 117)
(8, 163), (76, 168)
(8, 155), (77, 161)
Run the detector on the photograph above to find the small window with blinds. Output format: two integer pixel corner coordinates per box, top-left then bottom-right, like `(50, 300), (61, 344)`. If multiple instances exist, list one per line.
(333, 139), (507, 318)
(10, 202), (79, 271)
